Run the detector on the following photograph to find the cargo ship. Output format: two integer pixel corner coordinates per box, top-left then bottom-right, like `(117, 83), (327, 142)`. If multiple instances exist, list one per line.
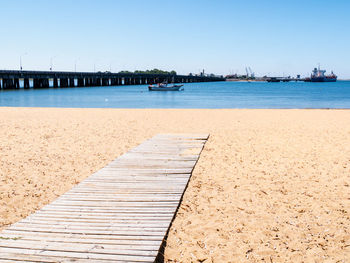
(305, 66), (337, 82)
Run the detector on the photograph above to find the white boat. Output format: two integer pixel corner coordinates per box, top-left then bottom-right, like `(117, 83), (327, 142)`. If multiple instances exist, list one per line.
(148, 83), (184, 91)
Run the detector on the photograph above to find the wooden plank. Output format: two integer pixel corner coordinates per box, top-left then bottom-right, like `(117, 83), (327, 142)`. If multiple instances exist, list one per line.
(50, 200), (180, 206)
(39, 206), (178, 212)
(0, 234), (161, 246)
(0, 248), (155, 262)
(22, 217), (174, 224)
(20, 219), (170, 226)
(1, 231), (164, 242)
(0, 240), (159, 256)
(56, 197), (183, 202)
(101, 168), (193, 173)
(34, 209), (176, 215)
(5, 227), (167, 237)
(24, 216), (172, 223)
(55, 198), (182, 202)
(0, 253), (122, 263)
(10, 224), (170, 233)
(77, 182), (189, 186)
(0, 134), (209, 262)
(84, 176), (190, 181)
(60, 192), (184, 196)
(89, 172), (191, 176)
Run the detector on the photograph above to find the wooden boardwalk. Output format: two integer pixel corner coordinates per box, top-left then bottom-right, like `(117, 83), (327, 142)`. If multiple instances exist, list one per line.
(0, 134), (208, 262)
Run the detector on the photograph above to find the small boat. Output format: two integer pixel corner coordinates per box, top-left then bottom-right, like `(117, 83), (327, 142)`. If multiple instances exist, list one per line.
(148, 83), (184, 91)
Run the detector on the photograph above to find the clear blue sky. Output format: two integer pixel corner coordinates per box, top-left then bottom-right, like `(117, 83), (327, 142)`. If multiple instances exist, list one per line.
(1, 0), (349, 78)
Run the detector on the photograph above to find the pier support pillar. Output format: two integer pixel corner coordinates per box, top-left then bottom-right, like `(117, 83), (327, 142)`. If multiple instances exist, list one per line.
(14, 78), (20, 89)
(60, 78), (68, 88)
(7, 79), (15, 89)
(102, 78), (109, 86)
(111, 78), (117, 86)
(69, 78), (75, 87)
(44, 78), (49, 88)
(78, 78), (84, 87)
(34, 78), (49, 88)
(53, 78), (58, 88)
(93, 78), (101, 86)
(32, 79), (38, 89)
(24, 78), (30, 89)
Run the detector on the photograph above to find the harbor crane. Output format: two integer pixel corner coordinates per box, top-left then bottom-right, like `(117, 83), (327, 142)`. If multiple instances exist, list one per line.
(245, 67), (255, 79)
(248, 67), (255, 78)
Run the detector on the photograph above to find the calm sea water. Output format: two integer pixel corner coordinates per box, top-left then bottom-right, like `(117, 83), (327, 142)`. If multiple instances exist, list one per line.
(1, 81), (350, 108)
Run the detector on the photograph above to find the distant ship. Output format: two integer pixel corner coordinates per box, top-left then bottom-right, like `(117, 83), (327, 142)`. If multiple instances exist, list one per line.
(305, 66), (337, 82)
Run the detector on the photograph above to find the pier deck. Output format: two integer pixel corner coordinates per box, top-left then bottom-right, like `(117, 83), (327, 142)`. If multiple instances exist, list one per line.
(0, 134), (209, 262)
(0, 70), (224, 89)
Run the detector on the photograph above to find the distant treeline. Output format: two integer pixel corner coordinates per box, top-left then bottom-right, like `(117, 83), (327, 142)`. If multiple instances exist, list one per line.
(119, 69), (177, 75)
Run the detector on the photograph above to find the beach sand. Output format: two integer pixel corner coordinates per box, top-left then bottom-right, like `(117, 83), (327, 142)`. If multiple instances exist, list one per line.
(0, 108), (349, 262)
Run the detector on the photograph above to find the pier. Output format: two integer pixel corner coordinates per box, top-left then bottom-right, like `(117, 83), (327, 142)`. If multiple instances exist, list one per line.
(265, 77), (307, 82)
(0, 70), (224, 90)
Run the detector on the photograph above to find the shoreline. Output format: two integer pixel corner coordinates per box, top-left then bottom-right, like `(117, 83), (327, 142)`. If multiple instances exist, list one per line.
(0, 107), (349, 262)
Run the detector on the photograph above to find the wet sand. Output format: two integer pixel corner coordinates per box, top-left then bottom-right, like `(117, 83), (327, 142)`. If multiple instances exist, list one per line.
(0, 108), (349, 262)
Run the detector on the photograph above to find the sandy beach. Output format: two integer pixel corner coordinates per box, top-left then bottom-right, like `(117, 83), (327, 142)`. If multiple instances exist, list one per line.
(0, 108), (349, 262)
